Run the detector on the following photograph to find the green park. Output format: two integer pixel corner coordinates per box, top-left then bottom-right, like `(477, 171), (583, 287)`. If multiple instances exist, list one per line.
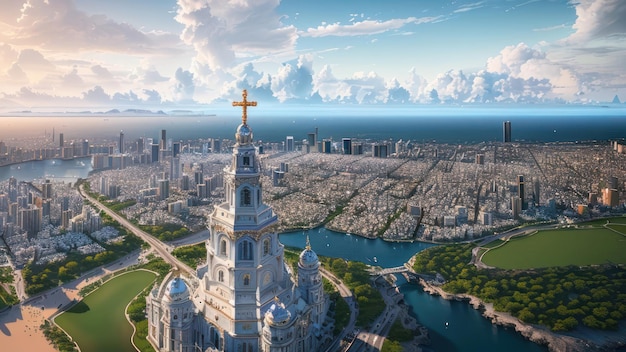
(482, 221), (626, 269)
(54, 270), (157, 352)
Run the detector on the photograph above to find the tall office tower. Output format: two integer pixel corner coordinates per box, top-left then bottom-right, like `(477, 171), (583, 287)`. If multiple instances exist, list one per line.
(603, 188), (619, 207)
(307, 132), (317, 152)
(41, 179), (53, 199)
(342, 138), (352, 155)
(511, 196), (522, 219)
(352, 142), (363, 155)
(194, 170), (203, 186)
(180, 174), (190, 191)
(158, 179), (169, 200)
(503, 121), (512, 142)
(160, 129), (167, 151)
(172, 141), (181, 157)
(517, 175), (526, 210)
(136, 138), (145, 153)
(170, 157), (181, 180)
(475, 154), (485, 165)
(8, 177), (17, 202)
(82, 140), (89, 156)
(322, 139), (332, 154)
(61, 209), (72, 229)
(285, 136), (294, 152)
(373, 143), (388, 158)
(151, 144), (159, 163)
(18, 206), (42, 238)
(211, 138), (221, 153)
(533, 180), (541, 206)
(119, 130), (125, 154)
(59, 133), (64, 148)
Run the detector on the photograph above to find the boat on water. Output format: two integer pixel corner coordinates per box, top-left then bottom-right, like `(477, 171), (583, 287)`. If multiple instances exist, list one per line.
(373, 256), (378, 263)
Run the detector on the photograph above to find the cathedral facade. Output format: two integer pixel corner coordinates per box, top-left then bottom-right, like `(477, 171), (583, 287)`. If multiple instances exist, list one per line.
(146, 91), (331, 352)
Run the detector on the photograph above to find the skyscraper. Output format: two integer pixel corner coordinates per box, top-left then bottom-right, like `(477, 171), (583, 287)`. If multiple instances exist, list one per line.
(59, 133), (64, 148)
(119, 130), (125, 154)
(342, 138), (352, 155)
(160, 129), (167, 151)
(503, 121), (512, 143)
(517, 175), (526, 210)
(285, 135), (294, 152)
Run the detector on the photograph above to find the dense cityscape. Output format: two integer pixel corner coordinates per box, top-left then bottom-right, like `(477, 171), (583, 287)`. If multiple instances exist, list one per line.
(0, 112), (624, 352)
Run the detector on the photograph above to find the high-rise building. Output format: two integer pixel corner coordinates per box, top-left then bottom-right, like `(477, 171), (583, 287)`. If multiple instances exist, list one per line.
(172, 141), (181, 157)
(342, 138), (352, 155)
(160, 129), (167, 151)
(151, 144), (159, 163)
(285, 136), (294, 152)
(322, 139), (332, 154)
(211, 138), (221, 153)
(59, 133), (64, 148)
(503, 121), (512, 143)
(517, 175), (526, 210)
(41, 180), (53, 199)
(603, 188), (619, 207)
(119, 130), (125, 154)
(511, 196), (522, 219)
(307, 132), (317, 152)
(147, 91), (330, 352)
(158, 179), (169, 200)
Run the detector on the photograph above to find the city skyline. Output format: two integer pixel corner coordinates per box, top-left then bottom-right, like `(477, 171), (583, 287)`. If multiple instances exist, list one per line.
(0, 0), (625, 110)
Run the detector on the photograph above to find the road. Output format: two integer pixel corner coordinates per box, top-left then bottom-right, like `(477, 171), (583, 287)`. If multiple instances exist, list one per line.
(79, 185), (194, 275)
(319, 267), (358, 352)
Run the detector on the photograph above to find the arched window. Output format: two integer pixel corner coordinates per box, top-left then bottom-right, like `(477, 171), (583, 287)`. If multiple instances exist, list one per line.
(243, 274), (250, 286)
(257, 189), (261, 204)
(263, 238), (270, 256)
(240, 188), (251, 206)
(220, 239), (227, 256)
(243, 156), (250, 166)
(218, 270), (224, 283)
(238, 240), (253, 260)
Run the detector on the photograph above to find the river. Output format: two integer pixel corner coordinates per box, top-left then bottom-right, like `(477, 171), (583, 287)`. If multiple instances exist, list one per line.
(0, 157), (92, 183)
(279, 229), (548, 352)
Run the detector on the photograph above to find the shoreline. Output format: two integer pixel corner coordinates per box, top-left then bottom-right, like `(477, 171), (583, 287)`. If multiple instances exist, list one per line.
(417, 278), (625, 352)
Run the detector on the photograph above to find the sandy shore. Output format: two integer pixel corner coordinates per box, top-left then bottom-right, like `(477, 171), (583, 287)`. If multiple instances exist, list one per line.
(419, 278), (626, 352)
(0, 286), (81, 352)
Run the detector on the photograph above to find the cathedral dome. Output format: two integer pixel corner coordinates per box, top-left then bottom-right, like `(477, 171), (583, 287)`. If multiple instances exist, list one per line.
(299, 247), (319, 268)
(235, 124), (253, 145)
(265, 299), (291, 326)
(164, 277), (189, 302)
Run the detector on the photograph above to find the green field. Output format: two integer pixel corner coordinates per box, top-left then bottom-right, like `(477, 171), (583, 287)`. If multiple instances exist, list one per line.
(55, 270), (157, 352)
(482, 225), (626, 269)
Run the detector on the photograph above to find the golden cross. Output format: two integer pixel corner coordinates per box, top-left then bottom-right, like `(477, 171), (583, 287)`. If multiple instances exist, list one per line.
(232, 89), (257, 125)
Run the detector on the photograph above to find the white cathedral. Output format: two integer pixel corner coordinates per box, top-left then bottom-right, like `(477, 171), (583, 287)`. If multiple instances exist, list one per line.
(146, 90), (331, 352)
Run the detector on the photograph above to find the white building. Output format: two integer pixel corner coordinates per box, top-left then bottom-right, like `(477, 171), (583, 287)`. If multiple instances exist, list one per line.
(147, 90), (331, 352)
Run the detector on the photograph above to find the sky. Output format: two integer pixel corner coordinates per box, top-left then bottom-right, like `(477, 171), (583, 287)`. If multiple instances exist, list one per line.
(0, 0), (625, 110)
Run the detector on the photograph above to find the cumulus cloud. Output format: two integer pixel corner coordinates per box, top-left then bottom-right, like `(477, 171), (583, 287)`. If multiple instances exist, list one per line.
(5, 0), (161, 53)
(568, 0), (626, 42)
(170, 68), (195, 103)
(303, 16), (442, 37)
(271, 55), (314, 102)
(175, 0), (297, 71)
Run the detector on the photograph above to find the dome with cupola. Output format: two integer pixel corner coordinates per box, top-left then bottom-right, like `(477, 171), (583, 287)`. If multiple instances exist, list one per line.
(265, 298), (291, 326)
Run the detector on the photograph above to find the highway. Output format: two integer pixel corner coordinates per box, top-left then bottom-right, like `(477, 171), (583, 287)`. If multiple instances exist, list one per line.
(78, 185), (195, 275)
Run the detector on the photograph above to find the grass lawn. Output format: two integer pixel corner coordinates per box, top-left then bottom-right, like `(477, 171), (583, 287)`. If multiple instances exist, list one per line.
(482, 226), (626, 269)
(55, 270), (157, 352)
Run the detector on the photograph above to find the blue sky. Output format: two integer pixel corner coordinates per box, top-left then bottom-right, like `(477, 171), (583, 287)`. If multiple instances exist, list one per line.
(0, 0), (624, 109)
